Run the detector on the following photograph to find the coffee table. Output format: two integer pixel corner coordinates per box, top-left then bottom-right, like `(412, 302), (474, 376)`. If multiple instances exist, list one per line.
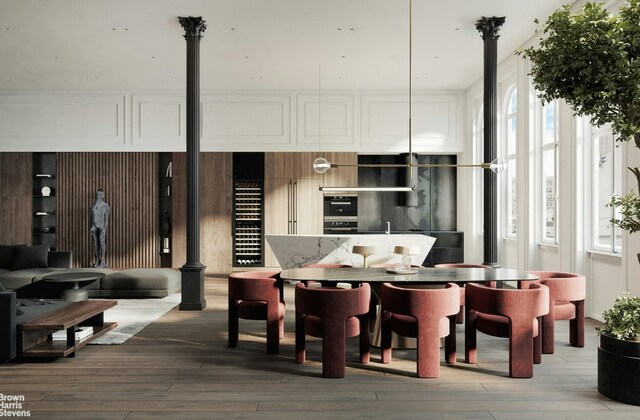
(43, 272), (105, 302)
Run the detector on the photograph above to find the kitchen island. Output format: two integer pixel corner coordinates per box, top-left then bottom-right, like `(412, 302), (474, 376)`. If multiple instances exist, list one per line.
(265, 234), (436, 269)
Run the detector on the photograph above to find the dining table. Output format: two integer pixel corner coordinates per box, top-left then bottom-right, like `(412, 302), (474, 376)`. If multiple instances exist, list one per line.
(280, 266), (540, 348)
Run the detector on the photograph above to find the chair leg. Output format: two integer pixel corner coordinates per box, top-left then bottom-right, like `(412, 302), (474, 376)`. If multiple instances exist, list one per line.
(455, 305), (464, 324)
(509, 321), (535, 378)
(295, 312), (306, 364)
(369, 294), (378, 332)
(381, 311), (393, 364)
(570, 300), (585, 347)
(322, 322), (346, 378)
(279, 317), (284, 339)
(464, 308), (477, 364)
(266, 318), (280, 355)
(445, 315), (456, 364)
(358, 314), (370, 364)
(541, 314), (555, 354)
(416, 328), (442, 378)
(533, 317), (542, 364)
(228, 299), (239, 348)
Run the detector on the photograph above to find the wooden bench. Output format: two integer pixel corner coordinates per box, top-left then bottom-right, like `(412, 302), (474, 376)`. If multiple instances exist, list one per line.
(18, 300), (117, 358)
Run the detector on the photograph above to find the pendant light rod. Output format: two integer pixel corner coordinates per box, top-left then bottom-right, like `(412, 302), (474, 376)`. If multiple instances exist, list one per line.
(408, 0), (413, 161)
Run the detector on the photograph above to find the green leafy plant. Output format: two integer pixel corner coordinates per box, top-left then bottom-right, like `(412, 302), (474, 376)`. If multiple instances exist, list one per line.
(517, 1), (640, 230)
(597, 292), (640, 341)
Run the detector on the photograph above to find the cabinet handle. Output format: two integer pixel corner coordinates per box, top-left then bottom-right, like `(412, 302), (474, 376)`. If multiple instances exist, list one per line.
(293, 180), (298, 234)
(287, 180), (292, 234)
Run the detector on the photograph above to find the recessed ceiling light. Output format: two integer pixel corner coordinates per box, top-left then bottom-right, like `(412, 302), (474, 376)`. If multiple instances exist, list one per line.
(124, 28), (129, 31)
(434, 56), (439, 59)
(112, 28), (116, 31)
(151, 56), (156, 59)
(53, 56), (59, 59)
(337, 27), (342, 31)
(455, 27), (460, 31)
(244, 56), (249, 59)
(349, 28), (355, 31)
(341, 55), (346, 58)
(4, 28), (10, 31)
(230, 27), (235, 31)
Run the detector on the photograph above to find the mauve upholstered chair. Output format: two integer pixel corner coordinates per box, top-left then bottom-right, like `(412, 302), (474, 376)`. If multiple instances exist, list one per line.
(434, 263), (494, 324)
(228, 270), (285, 354)
(464, 282), (549, 378)
(520, 271), (586, 354)
(381, 282), (460, 378)
(295, 282), (371, 378)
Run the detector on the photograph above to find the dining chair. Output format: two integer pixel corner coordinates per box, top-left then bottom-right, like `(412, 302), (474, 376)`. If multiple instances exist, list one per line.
(520, 271), (586, 354)
(380, 282), (460, 378)
(295, 282), (370, 378)
(434, 263), (493, 324)
(464, 282), (549, 378)
(228, 270), (285, 354)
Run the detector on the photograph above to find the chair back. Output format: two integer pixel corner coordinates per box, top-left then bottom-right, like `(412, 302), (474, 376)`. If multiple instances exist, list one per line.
(381, 282), (460, 320)
(465, 282), (549, 320)
(228, 271), (282, 302)
(525, 271), (586, 301)
(295, 282), (370, 321)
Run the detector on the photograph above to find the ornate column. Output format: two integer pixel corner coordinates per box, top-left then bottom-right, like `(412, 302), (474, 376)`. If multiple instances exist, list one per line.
(178, 16), (207, 310)
(476, 16), (505, 268)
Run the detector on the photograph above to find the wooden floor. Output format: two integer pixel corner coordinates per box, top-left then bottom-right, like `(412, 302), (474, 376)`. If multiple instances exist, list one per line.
(1, 277), (639, 420)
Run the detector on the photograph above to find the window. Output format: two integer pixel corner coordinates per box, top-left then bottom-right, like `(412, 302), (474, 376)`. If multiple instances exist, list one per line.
(592, 127), (622, 252)
(541, 100), (559, 243)
(505, 88), (517, 237)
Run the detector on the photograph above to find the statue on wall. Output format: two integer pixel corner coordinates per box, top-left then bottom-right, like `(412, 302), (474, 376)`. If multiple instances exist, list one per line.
(90, 188), (110, 268)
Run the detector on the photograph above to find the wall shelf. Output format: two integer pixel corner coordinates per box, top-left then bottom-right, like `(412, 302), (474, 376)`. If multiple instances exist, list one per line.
(32, 153), (57, 250)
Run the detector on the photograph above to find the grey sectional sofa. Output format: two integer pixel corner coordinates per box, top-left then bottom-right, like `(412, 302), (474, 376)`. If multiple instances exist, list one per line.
(0, 245), (181, 298)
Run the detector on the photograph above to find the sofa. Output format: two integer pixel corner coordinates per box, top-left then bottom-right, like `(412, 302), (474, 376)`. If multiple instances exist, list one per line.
(0, 245), (181, 298)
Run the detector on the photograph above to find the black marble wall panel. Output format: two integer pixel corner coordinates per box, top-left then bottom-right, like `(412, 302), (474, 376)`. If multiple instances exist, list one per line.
(357, 154), (456, 232)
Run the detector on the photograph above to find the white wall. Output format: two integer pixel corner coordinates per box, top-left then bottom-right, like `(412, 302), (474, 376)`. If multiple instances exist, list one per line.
(0, 90), (464, 154)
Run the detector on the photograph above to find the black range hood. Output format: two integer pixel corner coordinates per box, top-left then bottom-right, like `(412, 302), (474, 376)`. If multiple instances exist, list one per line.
(397, 153), (418, 207)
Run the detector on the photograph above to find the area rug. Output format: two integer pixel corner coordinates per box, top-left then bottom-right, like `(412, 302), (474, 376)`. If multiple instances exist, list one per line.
(90, 293), (181, 345)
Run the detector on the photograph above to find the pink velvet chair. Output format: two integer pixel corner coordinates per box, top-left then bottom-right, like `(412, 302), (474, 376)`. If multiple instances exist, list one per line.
(464, 282), (549, 378)
(434, 263), (494, 324)
(228, 270), (285, 354)
(380, 282), (460, 378)
(295, 282), (371, 378)
(520, 271), (586, 354)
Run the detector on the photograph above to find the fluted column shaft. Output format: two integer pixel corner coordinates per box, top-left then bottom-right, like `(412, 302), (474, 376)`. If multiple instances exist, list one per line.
(476, 16), (505, 268)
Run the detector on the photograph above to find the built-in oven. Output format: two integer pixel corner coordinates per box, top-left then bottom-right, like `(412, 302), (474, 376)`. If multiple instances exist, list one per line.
(323, 194), (358, 233)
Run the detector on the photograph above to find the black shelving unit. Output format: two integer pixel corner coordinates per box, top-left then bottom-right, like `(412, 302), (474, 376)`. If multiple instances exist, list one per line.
(32, 153), (57, 250)
(158, 153), (173, 267)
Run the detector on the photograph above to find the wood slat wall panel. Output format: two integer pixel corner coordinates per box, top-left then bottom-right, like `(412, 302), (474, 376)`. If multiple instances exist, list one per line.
(171, 152), (232, 274)
(57, 153), (158, 268)
(0, 153), (32, 245)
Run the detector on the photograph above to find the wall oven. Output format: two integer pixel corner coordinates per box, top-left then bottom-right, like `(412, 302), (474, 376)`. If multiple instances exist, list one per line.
(323, 194), (358, 233)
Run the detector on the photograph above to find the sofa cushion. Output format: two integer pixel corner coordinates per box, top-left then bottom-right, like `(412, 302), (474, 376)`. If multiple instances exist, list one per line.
(0, 245), (15, 270)
(101, 269), (180, 291)
(0, 268), (66, 290)
(12, 245), (49, 270)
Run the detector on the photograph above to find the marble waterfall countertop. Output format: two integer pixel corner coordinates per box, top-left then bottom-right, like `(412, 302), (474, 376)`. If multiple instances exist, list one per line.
(265, 234), (436, 269)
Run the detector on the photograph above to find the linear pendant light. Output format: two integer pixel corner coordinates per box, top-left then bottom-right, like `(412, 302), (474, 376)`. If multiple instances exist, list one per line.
(315, 0), (505, 193)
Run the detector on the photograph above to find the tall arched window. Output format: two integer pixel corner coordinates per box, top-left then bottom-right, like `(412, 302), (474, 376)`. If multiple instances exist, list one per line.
(541, 99), (559, 243)
(505, 87), (517, 238)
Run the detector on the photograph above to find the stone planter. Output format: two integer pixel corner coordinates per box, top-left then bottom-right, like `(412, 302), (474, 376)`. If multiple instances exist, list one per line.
(598, 333), (640, 406)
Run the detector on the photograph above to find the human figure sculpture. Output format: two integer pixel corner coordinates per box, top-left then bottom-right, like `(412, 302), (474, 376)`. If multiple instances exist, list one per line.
(90, 188), (110, 268)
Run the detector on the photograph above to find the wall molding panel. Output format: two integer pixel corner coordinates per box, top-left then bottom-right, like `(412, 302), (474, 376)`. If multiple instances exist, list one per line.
(200, 95), (291, 150)
(361, 93), (462, 153)
(0, 94), (126, 151)
(132, 95), (184, 151)
(0, 90), (464, 153)
(296, 94), (355, 148)
(57, 152), (158, 268)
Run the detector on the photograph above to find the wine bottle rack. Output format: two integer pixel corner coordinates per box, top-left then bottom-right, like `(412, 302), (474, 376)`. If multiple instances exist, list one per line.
(233, 181), (264, 267)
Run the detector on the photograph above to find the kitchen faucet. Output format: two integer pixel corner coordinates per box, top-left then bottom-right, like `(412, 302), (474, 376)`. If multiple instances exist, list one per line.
(385, 221), (391, 235)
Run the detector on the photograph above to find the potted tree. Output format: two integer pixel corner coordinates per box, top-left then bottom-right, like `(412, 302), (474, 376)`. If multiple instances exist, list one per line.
(518, 0), (640, 406)
(597, 293), (640, 405)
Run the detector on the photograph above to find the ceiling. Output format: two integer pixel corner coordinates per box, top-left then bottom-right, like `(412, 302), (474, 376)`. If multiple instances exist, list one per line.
(0, 0), (571, 91)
